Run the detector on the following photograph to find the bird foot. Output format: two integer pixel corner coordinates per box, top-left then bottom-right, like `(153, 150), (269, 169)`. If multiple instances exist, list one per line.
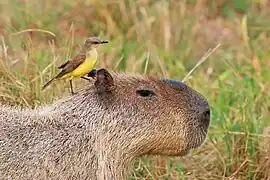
(71, 91), (78, 96)
(87, 69), (97, 79)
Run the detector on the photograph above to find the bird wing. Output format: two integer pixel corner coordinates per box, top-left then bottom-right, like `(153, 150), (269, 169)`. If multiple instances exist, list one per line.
(55, 53), (86, 79)
(58, 60), (70, 69)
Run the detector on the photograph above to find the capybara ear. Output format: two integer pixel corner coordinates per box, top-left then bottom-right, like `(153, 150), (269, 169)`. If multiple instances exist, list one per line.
(94, 68), (115, 93)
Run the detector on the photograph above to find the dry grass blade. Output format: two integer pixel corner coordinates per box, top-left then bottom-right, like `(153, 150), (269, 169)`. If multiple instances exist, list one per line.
(182, 43), (221, 82)
(10, 29), (56, 37)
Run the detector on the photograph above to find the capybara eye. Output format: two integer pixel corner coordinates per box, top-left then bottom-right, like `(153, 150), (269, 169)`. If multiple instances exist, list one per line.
(136, 89), (155, 97)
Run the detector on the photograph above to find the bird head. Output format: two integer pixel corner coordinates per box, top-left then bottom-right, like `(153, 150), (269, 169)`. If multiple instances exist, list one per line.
(83, 37), (109, 50)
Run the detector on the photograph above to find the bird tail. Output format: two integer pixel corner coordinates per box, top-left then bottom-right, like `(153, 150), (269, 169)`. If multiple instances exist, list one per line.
(42, 77), (56, 91)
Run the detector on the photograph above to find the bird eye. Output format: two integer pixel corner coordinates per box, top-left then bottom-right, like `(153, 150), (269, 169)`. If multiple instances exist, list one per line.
(136, 89), (156, 97)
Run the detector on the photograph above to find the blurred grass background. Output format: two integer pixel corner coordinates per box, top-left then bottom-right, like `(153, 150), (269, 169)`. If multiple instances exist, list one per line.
(0, 0), (269, 179)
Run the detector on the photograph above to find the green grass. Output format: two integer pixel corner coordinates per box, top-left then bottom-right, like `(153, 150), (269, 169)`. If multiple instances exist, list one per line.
(0, 0), (269, 179)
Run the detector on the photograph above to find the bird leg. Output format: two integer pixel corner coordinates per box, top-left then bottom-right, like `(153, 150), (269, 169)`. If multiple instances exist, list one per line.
(69, 80), (75, 95)
(80, 76), (91, 81)
(80, 69), (97, 82)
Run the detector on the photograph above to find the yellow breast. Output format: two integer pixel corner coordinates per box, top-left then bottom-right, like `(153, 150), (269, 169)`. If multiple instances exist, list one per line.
(65, 49), (98, 79)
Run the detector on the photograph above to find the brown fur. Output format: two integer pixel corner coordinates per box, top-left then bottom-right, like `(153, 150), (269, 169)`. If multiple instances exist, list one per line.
(0, 69), (210, 180)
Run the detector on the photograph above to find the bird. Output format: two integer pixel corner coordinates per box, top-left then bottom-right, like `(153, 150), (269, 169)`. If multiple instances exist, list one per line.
(42, 37), (109, 95)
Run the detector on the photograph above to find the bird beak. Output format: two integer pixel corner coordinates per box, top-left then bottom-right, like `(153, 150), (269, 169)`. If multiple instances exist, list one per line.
(100, 40), (109, 44)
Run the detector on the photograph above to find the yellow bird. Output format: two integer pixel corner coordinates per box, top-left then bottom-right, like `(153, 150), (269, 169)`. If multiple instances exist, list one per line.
(42, 37), (109, 94)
